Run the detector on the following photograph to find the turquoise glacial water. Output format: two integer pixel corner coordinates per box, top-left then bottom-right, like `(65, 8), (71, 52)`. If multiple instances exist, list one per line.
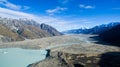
(0, 48), (47, 67)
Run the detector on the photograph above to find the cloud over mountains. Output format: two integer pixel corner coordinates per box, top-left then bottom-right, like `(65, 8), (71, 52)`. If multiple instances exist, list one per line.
(79, 4), (95, 9)
(46, 6), (67, 15)
(0, 7), (82, 31)
(0, 0), (29, 10)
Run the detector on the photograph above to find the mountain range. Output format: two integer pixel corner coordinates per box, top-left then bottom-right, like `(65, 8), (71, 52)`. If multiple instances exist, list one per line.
(63, 22), (120, 34)
(0, 17), (62, 42)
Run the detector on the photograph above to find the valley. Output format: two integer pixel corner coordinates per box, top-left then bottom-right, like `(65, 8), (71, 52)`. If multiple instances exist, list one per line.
(0, 0), (120, 67)
(0, 34), (120, 67)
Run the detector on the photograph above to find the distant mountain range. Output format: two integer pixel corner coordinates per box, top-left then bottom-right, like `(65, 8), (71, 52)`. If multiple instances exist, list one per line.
(63, 22), (120, 34)
(0, 17), (62, 42)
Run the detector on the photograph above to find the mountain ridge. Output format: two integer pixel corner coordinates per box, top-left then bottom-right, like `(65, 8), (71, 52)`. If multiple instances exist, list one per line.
(63, 22), (120, 34)
(0, 17), (62, 42)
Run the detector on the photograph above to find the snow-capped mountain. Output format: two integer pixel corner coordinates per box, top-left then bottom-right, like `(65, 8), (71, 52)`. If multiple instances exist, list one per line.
(63, 22), (120, 34)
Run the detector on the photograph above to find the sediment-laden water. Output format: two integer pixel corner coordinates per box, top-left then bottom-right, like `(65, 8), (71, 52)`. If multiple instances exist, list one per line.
(0, 48), (47, 67)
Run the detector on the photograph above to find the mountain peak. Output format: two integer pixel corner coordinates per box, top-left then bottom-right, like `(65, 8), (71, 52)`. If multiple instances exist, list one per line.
(40, 23), (63, 36)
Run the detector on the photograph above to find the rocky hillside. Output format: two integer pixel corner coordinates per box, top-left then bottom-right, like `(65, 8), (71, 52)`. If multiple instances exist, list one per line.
(40, 23), (62, 36)
(29, 51), (120, 67)
(0, 17), (62, 42)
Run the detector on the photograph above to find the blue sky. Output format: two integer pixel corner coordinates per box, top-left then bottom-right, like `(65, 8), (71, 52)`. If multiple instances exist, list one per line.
(0, 0), (120, 31)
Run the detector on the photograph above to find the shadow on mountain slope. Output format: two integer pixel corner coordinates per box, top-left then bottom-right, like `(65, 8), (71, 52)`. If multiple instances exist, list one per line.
(85, 25), (120, 67)
(89, 36), (117, 46)
(98, 52), (120, 67)
(89, 24), (120, 47)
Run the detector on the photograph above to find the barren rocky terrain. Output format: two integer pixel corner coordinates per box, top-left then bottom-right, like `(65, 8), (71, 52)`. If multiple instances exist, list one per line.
(0, 34), (119, 52)
(0, 34), (120, 67)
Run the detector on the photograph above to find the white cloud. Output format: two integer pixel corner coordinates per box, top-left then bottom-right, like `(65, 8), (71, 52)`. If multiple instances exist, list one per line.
(0, 7), (34, 18)
(23, 6), (30, 10)
(0, 7), (96, 32)
(79, 4), (95, 9)
(0, 7), (73, 31)
(46, 6), (67, 15)
(0, 0), (30, 10)
(59, 0), (69, 4)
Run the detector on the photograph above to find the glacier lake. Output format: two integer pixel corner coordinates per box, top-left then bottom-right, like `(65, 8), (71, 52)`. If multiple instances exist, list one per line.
(0, 48), (47, 67)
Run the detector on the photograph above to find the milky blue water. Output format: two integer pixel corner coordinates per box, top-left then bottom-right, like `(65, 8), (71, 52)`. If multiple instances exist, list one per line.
(0, 48), (47, 67)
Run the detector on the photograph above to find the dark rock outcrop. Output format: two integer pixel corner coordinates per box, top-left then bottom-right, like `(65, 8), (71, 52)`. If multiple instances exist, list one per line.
(45, 49), (51, 58)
